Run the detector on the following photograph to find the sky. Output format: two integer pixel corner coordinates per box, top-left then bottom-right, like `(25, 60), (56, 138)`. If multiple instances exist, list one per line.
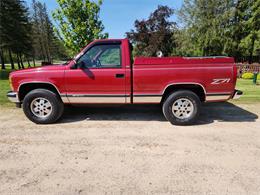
(25, 0), (183, 38)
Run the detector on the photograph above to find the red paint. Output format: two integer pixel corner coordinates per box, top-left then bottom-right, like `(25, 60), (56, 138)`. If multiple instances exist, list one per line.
(9, 38), (238, 103)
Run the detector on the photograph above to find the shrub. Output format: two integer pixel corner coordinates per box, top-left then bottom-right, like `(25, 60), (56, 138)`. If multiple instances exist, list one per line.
(242, 72), (254, 79)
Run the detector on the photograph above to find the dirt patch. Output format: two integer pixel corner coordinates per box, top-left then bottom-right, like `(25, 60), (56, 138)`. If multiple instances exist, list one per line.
(0, 102), (260, 194)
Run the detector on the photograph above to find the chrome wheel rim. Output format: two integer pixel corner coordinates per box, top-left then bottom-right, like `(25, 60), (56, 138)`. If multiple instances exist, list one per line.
(30, 98), (52, 118)
(172, 98), (194, 119)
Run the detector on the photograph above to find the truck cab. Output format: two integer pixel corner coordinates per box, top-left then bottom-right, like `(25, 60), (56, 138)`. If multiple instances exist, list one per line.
(63, 39), (132, 104)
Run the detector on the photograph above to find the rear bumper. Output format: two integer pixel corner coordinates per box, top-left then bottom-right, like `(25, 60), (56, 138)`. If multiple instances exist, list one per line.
(7, 91), (20, 103)
(232, 90), (243, 99)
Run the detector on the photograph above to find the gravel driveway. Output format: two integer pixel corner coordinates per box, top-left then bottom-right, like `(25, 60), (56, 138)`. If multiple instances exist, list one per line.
(0, 102), (260, 195)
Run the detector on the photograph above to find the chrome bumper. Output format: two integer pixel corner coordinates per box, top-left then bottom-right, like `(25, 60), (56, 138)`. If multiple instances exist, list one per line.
(232, 90), (243, 99)
(7, 91), (20, 103)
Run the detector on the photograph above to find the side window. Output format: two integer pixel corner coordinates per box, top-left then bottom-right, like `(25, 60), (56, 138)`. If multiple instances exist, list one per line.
(99, 46), (121, 68)
(77, 44), (121, 68)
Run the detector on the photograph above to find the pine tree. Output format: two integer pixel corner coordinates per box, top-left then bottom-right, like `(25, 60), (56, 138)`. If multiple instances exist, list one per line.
(0, 0), (32, 69)
(223, 0), (253, 60)
(239, 0), (260, 62)
(177, 0), (259, 62)
(178, 0), (231, 56)
(31, 0), (68, 62)
(0, 0), (13, 69)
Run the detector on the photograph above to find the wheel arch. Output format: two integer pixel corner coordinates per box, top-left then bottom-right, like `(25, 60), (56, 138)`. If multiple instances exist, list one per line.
(18, 82), (62, 102)
(161, 83), (206, 103)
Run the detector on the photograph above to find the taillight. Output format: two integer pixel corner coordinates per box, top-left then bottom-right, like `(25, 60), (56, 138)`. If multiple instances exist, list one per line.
(233, 64), (237, 86)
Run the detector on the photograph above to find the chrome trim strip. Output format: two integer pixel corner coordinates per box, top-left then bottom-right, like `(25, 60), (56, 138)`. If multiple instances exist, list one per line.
(133, 95), (162, 103)
(62, 94), (162, 104)
(65, 94), (126, 97)
(126, 95), (131, 103)
(62, 94), (129, 104)
(7, 91), (20, 103)
(206, 92), (232, 95)
(67, 96), (126, 103)
(18, 81), (62, 95)
(134, 94), (162, 97)
(61, 95), (70, 103)
(205, 94), (231, 101)
(162, 82), (207, 95)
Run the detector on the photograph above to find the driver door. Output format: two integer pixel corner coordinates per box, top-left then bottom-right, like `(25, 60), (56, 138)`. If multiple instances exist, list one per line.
(64, 42), (126, 103)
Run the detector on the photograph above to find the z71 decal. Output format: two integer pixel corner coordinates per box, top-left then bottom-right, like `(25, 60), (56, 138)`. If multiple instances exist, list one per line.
(211, 78), (230, 85)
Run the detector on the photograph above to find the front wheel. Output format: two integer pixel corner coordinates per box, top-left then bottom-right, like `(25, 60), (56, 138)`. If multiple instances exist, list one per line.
(162, 90), (201, 125)
(22, 89), (64, 124)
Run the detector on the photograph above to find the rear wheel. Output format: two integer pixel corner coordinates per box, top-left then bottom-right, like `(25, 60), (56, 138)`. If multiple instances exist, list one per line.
(22, 89), (64, 124)
(162, 90), (201, 125)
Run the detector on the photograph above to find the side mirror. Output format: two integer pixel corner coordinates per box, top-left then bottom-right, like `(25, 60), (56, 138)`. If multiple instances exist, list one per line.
(78, 61), (85, 69)
(71, 61), (87, 69)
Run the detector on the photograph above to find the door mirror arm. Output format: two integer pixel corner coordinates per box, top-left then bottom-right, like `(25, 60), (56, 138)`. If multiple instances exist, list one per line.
(70, 63), (78, 69)
(71, 61), (88, 69)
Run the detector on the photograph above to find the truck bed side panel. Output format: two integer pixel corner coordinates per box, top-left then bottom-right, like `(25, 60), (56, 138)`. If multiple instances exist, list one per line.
(133, 63), (235, 103)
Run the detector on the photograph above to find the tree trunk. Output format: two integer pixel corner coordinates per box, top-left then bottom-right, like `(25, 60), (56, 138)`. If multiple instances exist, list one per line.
(8, 49), (15, 69)
(19, 53), (24, 69)
(27, 58), (31, 68)
(39, 38), (46, 62)
(33, 57), (36, 67)
(16, 53), (21, 69)
(46, 41), (52, 63)
(0, 49), (6, 69)
(47, 52), (51, 63)
(249, 36), (255, 64)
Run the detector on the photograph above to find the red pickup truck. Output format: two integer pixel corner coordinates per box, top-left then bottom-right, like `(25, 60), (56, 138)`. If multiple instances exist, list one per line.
(7, 38), (242, 125)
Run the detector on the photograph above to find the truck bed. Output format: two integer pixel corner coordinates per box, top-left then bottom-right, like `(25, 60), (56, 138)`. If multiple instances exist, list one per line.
(132, 56), (236, 103)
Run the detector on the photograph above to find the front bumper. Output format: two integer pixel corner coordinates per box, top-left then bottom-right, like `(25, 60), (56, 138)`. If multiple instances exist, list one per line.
(7, 91), (20, 103)
(232, 89), (243, 99)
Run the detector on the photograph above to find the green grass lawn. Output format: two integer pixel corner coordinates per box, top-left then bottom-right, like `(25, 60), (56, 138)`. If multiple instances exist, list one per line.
(0, 80), (13, 107)
(0, 67), (259, 107)
(0, 69), (13, 107)
(230, 79), (260, 104)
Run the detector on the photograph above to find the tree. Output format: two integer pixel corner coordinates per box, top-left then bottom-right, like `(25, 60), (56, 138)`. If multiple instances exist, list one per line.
(31, 0), (69, 63)
(126, 5), (176, 57)
(0, 0), (14, 69)
(177, 0), (259, 62)
(11, 0), (32, 69)
(238, 0), (260, 63)
(223, 0), (254, 60)
(0, 0), (32, 69)
(52, 0), (108, 54)
(177, 0), (232, 56)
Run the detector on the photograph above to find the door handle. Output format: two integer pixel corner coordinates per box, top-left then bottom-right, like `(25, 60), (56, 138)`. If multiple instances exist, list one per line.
(115, 73), (125, 78)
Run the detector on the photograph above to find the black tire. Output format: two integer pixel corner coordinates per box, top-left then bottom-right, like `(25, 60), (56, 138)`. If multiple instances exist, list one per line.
(162, 90), (201, 125)
(22, 89), (64, 124)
